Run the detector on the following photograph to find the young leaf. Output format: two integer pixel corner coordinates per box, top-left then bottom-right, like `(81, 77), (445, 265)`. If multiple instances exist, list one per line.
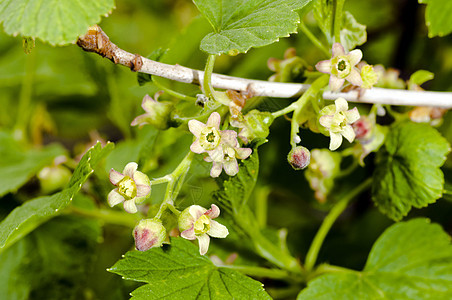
(372, 121), (451, 221)
(193, 0), (313, 55)
(419, 0), (452, 38)
(0, 0), (115, 45)
(0, 142), (114, 253)
(340, 11), (366, 51)
(0, 131), (66, 197)
(298, 218), (452, 299)
(108, 238), (271, 299)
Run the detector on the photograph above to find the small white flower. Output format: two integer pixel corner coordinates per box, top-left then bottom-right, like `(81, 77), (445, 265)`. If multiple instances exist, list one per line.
(316, 43), (363, 92)
(179, 204), (229, 255)
(319, 98), (360, 151)
(108, 162), (151, 213)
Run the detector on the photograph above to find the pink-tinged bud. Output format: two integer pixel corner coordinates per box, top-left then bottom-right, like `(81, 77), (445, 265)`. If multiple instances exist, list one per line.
(352, 116), (373, 140)
(133, 219), (166, 251)
(287, 146), (311, 170)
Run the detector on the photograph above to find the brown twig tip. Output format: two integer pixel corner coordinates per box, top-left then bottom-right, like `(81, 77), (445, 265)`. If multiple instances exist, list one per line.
(77, 25), (119, 63)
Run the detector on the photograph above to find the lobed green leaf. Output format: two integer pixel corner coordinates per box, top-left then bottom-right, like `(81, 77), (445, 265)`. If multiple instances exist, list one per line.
(0, 142), (114, 253)
(419, 0), (452, 38)
(0, 0), (115, 45)
(298, 218), (452, 299)
(109, 237), (271, 299)
(193, 0), (312, 55)
(372, 121), (450, 221)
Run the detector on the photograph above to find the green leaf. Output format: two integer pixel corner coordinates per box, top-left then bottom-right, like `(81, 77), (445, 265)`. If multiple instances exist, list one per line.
(109, 237), (271, 299)
(0, 212), (102, 299)
(372, 121), (451, 221)
(419, 0), (452, 37)
(0, 142), (114, 253)
(0, 0), (115, 45)
(193, 0), (313, 55)
(409, 70), (434, 86)
(298, 218), (452, 300)
(340, 11), (366, 51)
(0, 131), (66, 197)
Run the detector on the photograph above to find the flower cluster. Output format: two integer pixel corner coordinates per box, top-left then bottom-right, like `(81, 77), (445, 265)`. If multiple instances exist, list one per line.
(179, 204), (229, 255)
(188, 112), (252, 177)
(316, 43), (378, 92)
(319, 98), (360, 151)
(108, 162), (151, 213)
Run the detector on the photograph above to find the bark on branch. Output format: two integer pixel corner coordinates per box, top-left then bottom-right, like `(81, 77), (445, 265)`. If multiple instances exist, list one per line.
(77, 25), (452, 109)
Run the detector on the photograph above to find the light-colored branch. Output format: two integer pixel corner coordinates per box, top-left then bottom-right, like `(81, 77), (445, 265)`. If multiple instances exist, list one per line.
(77, 25), (452, 109)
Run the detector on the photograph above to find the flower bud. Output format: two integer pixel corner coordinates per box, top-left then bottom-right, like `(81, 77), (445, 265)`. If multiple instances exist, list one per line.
(352, 116), (373, 140)
(287, 146), (311, 170)
(131, 94), (176, 130)
(133, 219), (167, 251)
(38, 165), (72, 194)
(360, 65), (378, 89)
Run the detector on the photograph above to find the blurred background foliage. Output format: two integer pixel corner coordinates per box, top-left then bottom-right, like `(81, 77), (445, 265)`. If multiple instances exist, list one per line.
(0, 0), (451, 299)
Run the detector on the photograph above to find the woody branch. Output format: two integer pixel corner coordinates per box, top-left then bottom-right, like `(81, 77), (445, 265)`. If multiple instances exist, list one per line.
(77, 25), (452, 109)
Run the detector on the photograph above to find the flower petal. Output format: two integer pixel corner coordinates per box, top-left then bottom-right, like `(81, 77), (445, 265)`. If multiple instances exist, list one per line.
(123, 162), (138, 178)
(205, 204), (220, 219)
(235, 147), (252, 160)
(133, 171), (150, 186)
(188, 120), (205, 137)
(329, 76), (345, 92)
(189, 205), (207, 220)
(181, 227), (196, 240)
(329, 132), (343, 151)
(342, 124), (356, 143)
(141, 94), (155, 112)
(109, 169), (124, 185)
(136, 184), (151, 197)
(124, 199), (138, 214)
(332, 43), (345, 56)
(208, 220), (229, 238)
(221, 130), (238, 147)
(190, 140), (205, 154)
(223, 160), (239, 176)
(347, 49), (363, 66)
(344, 107), (360, 123)
(334, 98), (349, 112)
(196, 233), (210, 255)
(208, 147), (224, 162)
(210, 162), (223, 178)
(108, 189), (124, 207)
(346, 68), (363, 87)
(315, 60), (332, 74)
(319, 115), (334, 129)
(206, 112), (221, 129)
(130, 114), (148, 127)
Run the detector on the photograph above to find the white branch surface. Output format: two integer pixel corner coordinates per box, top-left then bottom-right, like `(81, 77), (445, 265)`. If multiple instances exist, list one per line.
(77, 26), (452, 109)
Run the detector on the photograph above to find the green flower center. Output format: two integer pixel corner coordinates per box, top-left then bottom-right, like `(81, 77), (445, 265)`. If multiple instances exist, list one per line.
(118, 176), (137, 199)
(194, 215), (211, 235)
(199, 127), (221, 150)
(331, 112), (347, 133)
(331, 56), (351, 79)
(223, 147), (235, 162)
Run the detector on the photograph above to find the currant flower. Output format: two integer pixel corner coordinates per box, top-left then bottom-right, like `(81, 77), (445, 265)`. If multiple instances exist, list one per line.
(131, 93), (175, 130)
(133, 218), (167, 251)
(319, 98), (360, 151)
(287, 146), (311, 170)
(316, 43), (363, 92)
(179, 204), (229, 255)
(108, 162), (151, 214)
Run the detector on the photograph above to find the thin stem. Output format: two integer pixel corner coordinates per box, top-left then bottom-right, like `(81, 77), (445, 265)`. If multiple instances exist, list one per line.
(203, 54), (217, 101)
(77, 26), (452, 109)
(271, 101), (298, 118)
(154, 151), (194, 219)
(304, 177), (372, 273)
(152, 78), (197, 101)
(150, 175), (172, 186)
(218, 265), (294, 281)
(14, 50), (36, 141)
(332, 0), (345, 44)
(67, 205), (139, 227)
(299, 22), (330, 57)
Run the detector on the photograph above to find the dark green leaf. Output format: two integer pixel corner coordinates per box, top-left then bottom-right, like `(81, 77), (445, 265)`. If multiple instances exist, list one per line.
(109, 237), (271, 299)
(193, 0), (313, 55)
(372, 121), (450, 221)
(0, 142), (114, 252)
(419, 0), (452, 37)
(0, 131), (66, 197)
(298, 218), (452, 299)
(0, 0), (115, 45)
